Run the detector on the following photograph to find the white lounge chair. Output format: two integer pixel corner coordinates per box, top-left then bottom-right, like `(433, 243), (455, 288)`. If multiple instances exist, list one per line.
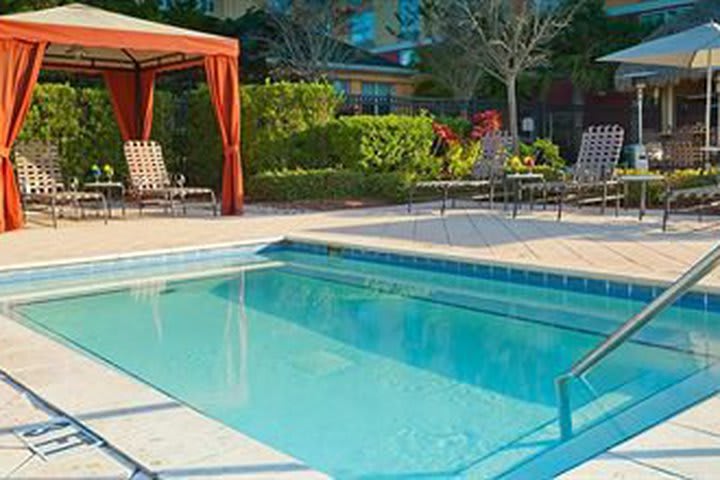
(14, 140), (108, 228)
(409, 131), (512, 214)
(124, 140), (217, 216)
(524, 125), (625, 220)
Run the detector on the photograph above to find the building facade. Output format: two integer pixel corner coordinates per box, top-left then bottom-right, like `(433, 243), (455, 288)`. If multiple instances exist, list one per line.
(203, 0), (419, 96)
(605, 0), (697, 26)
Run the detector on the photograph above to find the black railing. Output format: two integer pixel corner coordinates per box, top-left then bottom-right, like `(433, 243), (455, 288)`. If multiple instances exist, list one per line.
(341, 94), (642, 163)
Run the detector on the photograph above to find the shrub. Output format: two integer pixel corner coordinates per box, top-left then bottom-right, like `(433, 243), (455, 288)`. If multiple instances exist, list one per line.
(247, 168), (411, 202)
(186, 85), (223, 189)
(241, 81), (342, 174)
(327, 115), (436, 177)
(519, 138), (565, 169)
(434, 115), (472, 137)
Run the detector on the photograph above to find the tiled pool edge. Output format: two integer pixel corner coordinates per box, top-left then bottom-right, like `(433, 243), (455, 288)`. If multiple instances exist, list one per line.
(0, 313), (328, 479)
(286, 234), (720, 295)
(284, 234), (720, 310)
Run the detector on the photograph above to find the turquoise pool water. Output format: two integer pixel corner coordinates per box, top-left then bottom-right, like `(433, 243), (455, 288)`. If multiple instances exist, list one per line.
(9, 242), (720, 478)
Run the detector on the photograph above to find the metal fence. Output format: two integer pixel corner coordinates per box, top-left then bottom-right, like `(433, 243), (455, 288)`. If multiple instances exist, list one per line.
(341, 94), (641, 162)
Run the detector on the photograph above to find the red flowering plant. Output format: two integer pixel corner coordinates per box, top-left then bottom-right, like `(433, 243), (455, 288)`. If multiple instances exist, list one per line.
(432, 110), (503, 179)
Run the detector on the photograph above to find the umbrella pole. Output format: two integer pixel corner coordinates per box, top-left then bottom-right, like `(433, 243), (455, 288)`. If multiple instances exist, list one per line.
(706, 48), (713, 169)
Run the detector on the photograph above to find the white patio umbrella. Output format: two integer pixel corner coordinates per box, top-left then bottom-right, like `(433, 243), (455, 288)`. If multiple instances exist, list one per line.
(598, 21), (720, 154)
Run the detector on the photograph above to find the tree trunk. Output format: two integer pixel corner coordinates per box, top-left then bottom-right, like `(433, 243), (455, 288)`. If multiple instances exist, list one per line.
(506, 74), (519, 153)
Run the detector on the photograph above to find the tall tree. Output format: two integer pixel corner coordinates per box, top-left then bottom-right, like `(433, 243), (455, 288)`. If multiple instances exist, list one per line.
(418, 41), (484, 102)
(551, 0), (649, 93)
(261, 0), (355, 81)
(424, 0), (582, 149)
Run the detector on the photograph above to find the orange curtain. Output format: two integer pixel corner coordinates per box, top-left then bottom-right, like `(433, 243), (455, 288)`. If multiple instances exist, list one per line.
(0, 40), (46, 233)
(104, 69), (155, 141)
(205, 55), (243, 215)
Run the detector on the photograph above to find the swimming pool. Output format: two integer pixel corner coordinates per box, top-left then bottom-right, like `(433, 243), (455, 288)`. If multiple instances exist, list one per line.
(3, 240), (720, 478)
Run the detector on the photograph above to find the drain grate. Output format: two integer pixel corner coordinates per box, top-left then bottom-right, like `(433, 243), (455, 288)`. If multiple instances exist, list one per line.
(14, 416), (102, 460)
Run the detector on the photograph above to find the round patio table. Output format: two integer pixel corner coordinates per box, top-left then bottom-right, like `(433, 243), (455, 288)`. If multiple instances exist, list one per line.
(504, 172), (545, 219)
(84, 181), (126, 218)
(618, 174), (665, 221)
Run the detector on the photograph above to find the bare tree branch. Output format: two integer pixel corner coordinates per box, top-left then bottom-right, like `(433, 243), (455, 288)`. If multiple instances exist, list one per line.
(424, 0), (583, 148)
(261, 1), (356, 81)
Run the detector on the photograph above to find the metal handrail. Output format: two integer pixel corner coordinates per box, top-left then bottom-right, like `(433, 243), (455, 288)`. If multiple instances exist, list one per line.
(555, 241), (720, 440)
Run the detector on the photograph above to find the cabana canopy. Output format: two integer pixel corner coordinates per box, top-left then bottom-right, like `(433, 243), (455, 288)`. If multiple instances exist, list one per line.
(0, 3), (243, 233)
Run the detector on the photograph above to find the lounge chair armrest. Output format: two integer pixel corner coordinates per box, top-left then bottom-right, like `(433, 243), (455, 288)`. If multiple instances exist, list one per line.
(19, 178), (29, 195)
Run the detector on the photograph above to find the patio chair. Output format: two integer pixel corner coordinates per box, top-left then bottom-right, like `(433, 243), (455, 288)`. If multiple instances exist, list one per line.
(124, 140), (217, 216)
(662, 179), (720, 231)
(524, 125), (625, 220)
(14, 141), (108, 228)
(408, 130), (512, 214)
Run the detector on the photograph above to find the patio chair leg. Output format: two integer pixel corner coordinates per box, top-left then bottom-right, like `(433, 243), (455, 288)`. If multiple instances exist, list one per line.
(543, 184), (548, 211)
(441, 186), (448, 216)
(407, 187), (414, 213)
(210, 192), (218, 217)
(615, 183), (621, 217)
(51, 198), (57, 229)
(623, 182), (629, 210)
(100, 196), (108, 225)
(601, 181), (608, 215)
(557, 188), (564, 221)
(663, 197), (670, 232)
(503, 179), (509, 211)
(529, 186), (535, 211)
(489, 183), (495, 210)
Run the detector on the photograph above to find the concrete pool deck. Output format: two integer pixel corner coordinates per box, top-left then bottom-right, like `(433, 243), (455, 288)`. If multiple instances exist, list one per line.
(2, 202), (720, 478)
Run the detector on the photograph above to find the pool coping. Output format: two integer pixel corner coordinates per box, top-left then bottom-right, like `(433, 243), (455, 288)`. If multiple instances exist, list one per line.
(0, 236), (285, 275)
(2, 233), (719, 479)
(286, 233), (720, 295)
(2, 231), (719, 296)
(0, 311), (328, 479)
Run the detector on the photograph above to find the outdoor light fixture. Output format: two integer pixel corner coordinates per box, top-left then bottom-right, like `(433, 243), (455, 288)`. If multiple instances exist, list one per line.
(622, 71), (656, 169)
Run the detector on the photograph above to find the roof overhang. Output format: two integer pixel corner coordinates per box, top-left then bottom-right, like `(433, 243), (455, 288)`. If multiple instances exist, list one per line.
(0, 3), (238, 72)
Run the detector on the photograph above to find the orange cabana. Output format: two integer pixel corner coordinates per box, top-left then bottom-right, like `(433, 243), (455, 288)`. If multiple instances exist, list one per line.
(0, 3), (243, 233)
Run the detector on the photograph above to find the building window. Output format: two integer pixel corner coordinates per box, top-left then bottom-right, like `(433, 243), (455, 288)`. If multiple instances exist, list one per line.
(639, 6), (692, 27)
(267, 0), (291, 13)
(361, 82), (394, 114)
(362, 82), (394, 96)
(398, 0), (420, 40)
(198, 0), (214, 14)
(333, 80), (351, 96)
(350, 10), (376, 46)
(158, 0), (215, 13)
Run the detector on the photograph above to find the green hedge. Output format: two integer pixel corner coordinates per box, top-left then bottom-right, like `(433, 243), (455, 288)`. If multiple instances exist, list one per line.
(241, 81), (342, 174)
(247, 169), (411, 202)
(186, 85), (223, 190)
(327, 115), (436, 175)
(16, 82), (435, 204)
